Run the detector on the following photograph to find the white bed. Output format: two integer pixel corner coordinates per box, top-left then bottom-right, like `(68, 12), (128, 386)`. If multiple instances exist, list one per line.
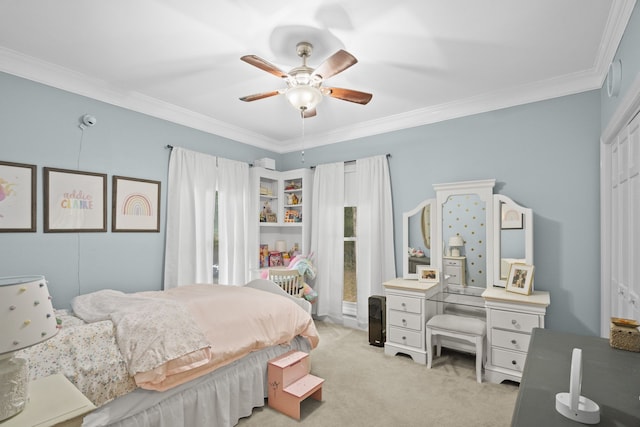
(17, 279), (317, 427)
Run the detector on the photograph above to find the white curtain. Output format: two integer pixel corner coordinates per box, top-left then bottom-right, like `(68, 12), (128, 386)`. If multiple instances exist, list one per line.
(311, 162), (345, 322)
(217, 157), (250, 285)
(164, 147), (217, 289)
(356, 155), (396, 326)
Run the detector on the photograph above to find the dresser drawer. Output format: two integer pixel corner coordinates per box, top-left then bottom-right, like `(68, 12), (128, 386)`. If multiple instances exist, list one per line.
(444, 266), (461, 281)
(388, 310), (422, 331)
(387, 295), (422, 314)
(491, 329), (531, 352)
(491, 347), (527, 372)
(388, 326), (423, 348)
(491, 310), (539, 333)
(444, 258), (462, 267)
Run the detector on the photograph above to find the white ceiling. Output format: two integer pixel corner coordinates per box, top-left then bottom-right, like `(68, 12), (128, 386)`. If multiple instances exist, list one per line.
(0, 1), (635, 153)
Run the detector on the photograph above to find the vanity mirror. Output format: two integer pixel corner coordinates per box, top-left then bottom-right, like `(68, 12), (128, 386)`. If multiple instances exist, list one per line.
(402, 199), (435, 279)
(492, 194), (533, 288)
(434, 180), (495, 289)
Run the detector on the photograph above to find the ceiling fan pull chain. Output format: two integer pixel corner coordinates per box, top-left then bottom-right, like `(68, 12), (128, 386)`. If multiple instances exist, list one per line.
(300, 109), (306, 163)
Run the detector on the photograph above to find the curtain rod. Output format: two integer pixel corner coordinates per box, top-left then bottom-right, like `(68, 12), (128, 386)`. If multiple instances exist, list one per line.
(166, 144), (174, 149)
(309, 153), (391, 169)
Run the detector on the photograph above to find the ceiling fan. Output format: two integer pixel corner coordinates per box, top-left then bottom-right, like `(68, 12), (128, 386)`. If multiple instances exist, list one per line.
(239, 41), (372, 118)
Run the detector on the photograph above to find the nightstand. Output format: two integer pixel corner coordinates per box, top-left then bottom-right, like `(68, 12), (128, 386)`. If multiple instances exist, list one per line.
(0, 373), (95, 427)
(443, 256), (466, 286)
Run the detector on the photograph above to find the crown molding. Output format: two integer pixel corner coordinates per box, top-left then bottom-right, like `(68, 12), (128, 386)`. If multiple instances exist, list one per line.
(1, 0), (633, 156)
(0, 47), (280, 152)
(282, 68), (604, 153)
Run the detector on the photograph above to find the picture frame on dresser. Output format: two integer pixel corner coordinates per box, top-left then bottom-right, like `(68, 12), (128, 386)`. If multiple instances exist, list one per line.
(0, 161), (36, 232)
(112, 175), (161, 232)
(417, 265), (439, 283)
(44, 167), (107, 232)
(505, 263), (534, 295)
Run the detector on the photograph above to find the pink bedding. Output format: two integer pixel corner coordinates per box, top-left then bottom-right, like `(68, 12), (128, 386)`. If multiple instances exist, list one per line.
(132, 284), (319, 391)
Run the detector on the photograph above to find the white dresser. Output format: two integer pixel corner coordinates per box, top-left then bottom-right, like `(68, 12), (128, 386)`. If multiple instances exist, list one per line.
(482, 287), (550, 384)
(442, 256), (466, 286)
(383, 278), (440, 364)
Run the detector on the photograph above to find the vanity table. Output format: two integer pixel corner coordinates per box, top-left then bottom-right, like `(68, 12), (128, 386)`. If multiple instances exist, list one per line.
(390, 179), (551, 382)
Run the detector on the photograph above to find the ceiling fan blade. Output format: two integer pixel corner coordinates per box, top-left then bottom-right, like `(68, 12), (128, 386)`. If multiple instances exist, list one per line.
(239, 90), (280, 102)
(240, 55), (289, 79)
(325, 87), (373, 105)
(312, 49), (357, 80)
(302, 108), (317, 118)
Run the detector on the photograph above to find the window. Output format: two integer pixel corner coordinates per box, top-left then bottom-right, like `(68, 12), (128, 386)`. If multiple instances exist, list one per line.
(212, 191), (219, 283)
(344, 206), (357, 302)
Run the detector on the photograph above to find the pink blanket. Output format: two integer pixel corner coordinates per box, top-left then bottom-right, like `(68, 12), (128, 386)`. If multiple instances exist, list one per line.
(134, 284), (319, 391)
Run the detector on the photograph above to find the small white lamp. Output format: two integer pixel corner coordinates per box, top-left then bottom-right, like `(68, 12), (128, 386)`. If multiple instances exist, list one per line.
(448, 235), (464, 257)
(0, 276), (58, 421)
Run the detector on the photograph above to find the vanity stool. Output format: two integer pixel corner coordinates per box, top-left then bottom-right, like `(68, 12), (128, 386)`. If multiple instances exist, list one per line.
(426, 314), (486, 383)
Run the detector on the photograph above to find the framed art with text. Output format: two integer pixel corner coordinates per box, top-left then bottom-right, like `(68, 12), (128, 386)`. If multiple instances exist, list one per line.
(0, 161), (36, 232)
(112, 175), (161, 232)
(44, 167), (107, 232)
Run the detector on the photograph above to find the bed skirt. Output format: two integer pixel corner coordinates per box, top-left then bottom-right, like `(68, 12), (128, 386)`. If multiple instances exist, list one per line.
(82, 336), (311, 427)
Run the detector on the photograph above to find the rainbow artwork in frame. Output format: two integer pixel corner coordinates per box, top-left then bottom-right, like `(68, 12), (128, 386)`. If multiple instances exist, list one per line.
(112, 175), (161, 232)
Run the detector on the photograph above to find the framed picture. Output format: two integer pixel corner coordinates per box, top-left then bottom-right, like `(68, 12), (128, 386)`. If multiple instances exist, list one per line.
(505, 263), (534, 295)
(266, 213), (277, 223)
(501, 205), (523, 229)
(0, 161), (36, 232)
(44, 167), (107, 232)
(269, 251), (283, 267)
(112, 175), (161, 232)
(417, 265), (439, 283)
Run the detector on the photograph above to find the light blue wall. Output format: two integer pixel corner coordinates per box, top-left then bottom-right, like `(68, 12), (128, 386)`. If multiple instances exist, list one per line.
(0, 72), (276, 308)
(282, 91), (602, 336)
(6, 3), (640, 336)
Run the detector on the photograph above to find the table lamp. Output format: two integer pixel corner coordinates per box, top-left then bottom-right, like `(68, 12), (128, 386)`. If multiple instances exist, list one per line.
(448, 235), (464, 257)
(0, 276), (58, 421)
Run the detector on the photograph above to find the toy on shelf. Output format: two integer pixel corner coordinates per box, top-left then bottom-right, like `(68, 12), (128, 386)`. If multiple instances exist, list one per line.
(261, 252), (317, 303)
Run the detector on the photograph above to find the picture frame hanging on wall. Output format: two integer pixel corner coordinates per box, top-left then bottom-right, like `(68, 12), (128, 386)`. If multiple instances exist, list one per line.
(44, 167), (107, 232)
(501, 204), (523, 229)
(0, 161), (36, 232)
(505, 263), (534, 295)
(112, 175), (161, 232)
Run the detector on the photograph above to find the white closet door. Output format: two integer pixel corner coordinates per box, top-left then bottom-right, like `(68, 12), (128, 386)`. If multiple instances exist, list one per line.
(628, 113), (640, 319)
(609, 113), (640, 322)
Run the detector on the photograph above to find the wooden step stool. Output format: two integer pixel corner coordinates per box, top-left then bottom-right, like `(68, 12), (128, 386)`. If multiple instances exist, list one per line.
(267, 350), (324, 420)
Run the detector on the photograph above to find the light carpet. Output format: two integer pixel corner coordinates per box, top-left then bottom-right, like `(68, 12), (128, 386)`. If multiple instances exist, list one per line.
(237, 320), (519, 427)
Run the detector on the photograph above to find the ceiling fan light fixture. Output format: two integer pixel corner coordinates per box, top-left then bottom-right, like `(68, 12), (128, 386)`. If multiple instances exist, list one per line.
(285, 85), (323, 112)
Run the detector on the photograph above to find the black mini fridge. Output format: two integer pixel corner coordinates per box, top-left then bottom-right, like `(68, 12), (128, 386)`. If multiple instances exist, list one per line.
(368, 295), (386, 347)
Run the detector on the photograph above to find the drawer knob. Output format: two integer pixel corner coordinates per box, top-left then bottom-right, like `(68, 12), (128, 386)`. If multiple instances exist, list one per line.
(511, 319), (517, 325)
(511, 339), (517, 345)
(401, 302), (406, 307)
(402, 319), (407, 324)
(511, 360), (517, 365)
(402, 336), (407, 340)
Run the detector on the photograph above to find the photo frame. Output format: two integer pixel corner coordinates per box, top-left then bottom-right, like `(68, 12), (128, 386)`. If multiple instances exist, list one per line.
(0, 161), (37, 232)
(44, 167), (106, 232)
(417, 265), (439, 283)
(112, 175), (161, 232)
(501, 205), (523, 229)
(505, 263), (534, 295)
